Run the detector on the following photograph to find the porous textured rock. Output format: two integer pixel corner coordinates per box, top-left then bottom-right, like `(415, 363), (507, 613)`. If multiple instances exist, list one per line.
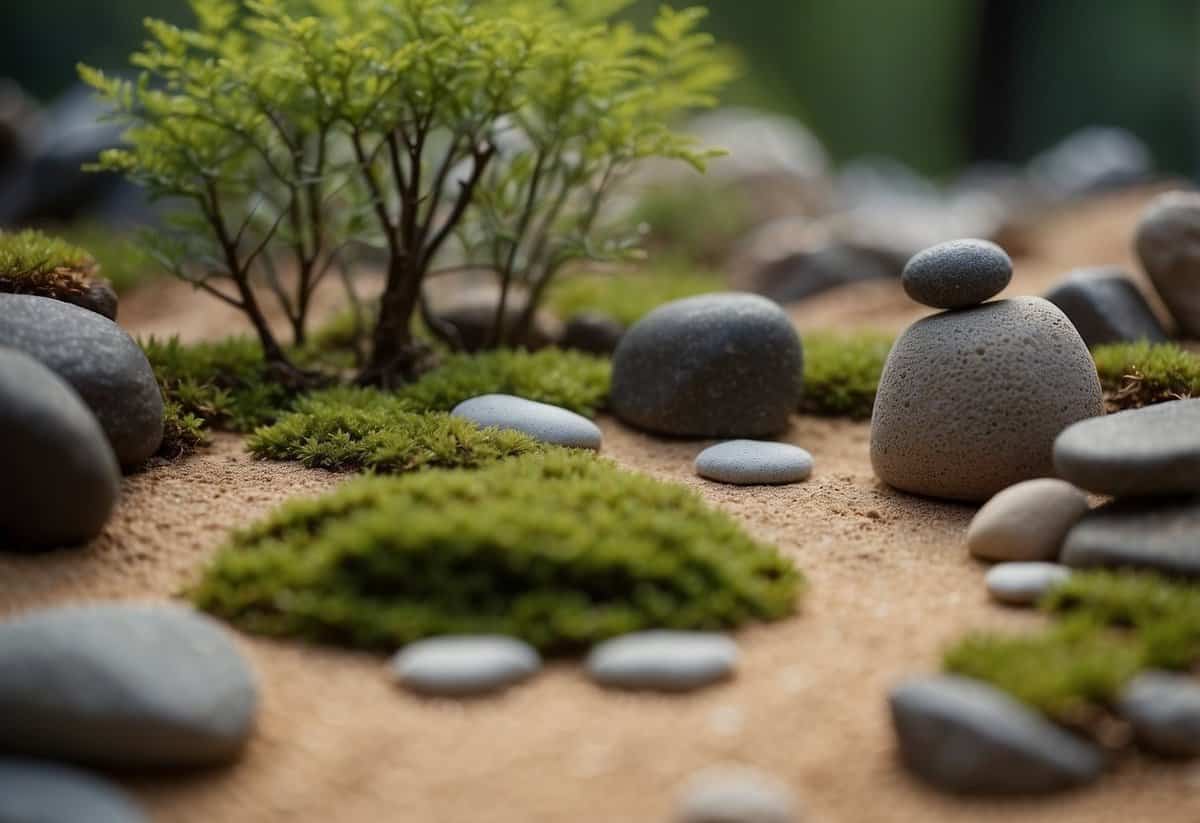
(901, 239), (1012, 309)
(1061, 499), (1200, 577)
(610, 293), (803, 438)
(985, 563), (1072, 606)
(0, 294), (162, 467)
(871, 297), (1103, 502)
(586, 631), (738, 692)
(0, 348), (120, 549)
(452, 394), (602, 450)
(966, 479), (1089, 562)
(1119, 671), (1200, 758)
(1135, 190), (1200, 338)
(0, 759), (148, 823)
(1054, 399), (1200, 497)
(695, 440), (814, 486)
(1043, 267), (1167, 347)
(889, 675), (1104, 794)
(0, 603), (259, 768)
(390, 636), (541, 697)
(675, 764), (799, 823)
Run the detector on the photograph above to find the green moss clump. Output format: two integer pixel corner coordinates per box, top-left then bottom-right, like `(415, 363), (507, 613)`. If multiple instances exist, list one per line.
(547, 262), (724, 327)
(0, 229), (100, 301)
(800, 331), (893, 419)
(1093, 341), (1200, 411)
(189, 451), (803, 653)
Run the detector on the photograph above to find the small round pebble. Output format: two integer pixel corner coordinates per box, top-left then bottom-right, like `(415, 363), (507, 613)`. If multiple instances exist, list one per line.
(586, 631), (738, 692)
(391, 636), (541, 697)
(675, 764), (800, 823)
(452, 394), (602, 450)
(901, 239), (1013, 309)
(966, 478), (1089, 562)
(0, 759), (147, 823)
(695, 440), (814, 486)
(985, 563), (1072, 607)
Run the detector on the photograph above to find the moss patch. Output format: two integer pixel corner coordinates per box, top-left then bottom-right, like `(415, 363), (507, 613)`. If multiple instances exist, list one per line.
(0, 229), (101, 302)
(800, 331), (893, 420)
(189, 451), (803, 653)
(1093, 341), (1200, 411)
(547, 261), (724, 327)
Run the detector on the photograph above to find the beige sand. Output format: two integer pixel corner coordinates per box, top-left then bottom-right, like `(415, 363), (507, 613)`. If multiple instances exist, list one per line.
(3, 186), (1200, 822)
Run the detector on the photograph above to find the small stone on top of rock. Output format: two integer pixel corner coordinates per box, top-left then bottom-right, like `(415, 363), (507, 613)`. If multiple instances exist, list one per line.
(695, 440), (813, 486)
(901, 238), (1012, 310)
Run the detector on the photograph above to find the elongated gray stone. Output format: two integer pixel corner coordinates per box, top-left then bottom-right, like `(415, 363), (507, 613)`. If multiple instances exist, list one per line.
(1062, 499), (1200, 577)
(586, 631), (738, 692)
(675, 764), (799, 823)
(695, 440), (813, 486)
(901, 239), (1012, 309)
(0, 759), (147, 823)
(391, 636), (541, 697)
(1120, 671), (1200, 758)
(985, 563), (1072, 606)
(452, 394), (601, 450)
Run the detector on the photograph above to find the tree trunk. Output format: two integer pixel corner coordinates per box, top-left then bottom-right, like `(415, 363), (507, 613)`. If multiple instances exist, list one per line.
(358, 258), (433, 387)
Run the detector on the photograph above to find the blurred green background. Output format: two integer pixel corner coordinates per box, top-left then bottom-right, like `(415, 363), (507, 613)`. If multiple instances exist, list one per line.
(0, 0), (1195, 178)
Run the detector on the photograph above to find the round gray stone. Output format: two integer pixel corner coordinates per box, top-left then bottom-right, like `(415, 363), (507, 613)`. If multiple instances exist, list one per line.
(451, 394), (602, 450)
(985, 563), (1072, 606)
(586, 631), (738, 692)
(0, 603), (259, 768)
(0, 294), (163, 467)
(695, 440), (814, 486)
(1135, 190), (1200, 338)
(889, 675), (1104, 795)
(1119, 671), (1200, 758)
(390, 636), (541, 697)
(610, 293), (804, 438)
(0, 759), (147, 823)
(1043, 267), (1168, 348)
(1061, 498), (1200, 577)
(901, 239), (1013, 309)
(675, 764), (799, 823)
(871, 297), (1103, 502)
(0, 348), (120, 549)
(966, 478), (1089, 562)
(1054, 399), (1200, 497)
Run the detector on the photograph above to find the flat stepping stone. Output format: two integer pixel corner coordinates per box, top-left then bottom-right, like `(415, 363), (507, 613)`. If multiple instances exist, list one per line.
(586, 631), (738, 692)
(889, 675), (1103, 794)
(675, 764), (799, 823)
(695, 440), (814, 486)
(1120, 671), (1200, 758)
(985, 563), (1072, 606)
(967, 478), (1089, 562)
(452, 394), (601, 450)
(1054, 399), (1200, 497)
(0, 603), (259, 768)
(0, 759), (147, 823)
(901, 239), (1012, 309)
(1062, 498), (1200, 577)
(390, 636), (541, 697)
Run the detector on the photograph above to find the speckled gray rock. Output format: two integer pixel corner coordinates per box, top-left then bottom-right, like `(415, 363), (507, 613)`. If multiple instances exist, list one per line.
(452, 394), (602, 450)
(966, 479), (1089, 562)
(675, 764), (799, 823)
(0, 294), (162, 467)
(0, 348), (120, 549)
(901, 239), (1012, 309)
(586, 631), (738, 692)
(1044, 267), (1168, 347)
(0, 603), (259, 767)
(610, 294), (803, 438)
(1119, 671), (1200, 758)
(985, 563), (1072, 606)
(1054, 399), (1200, 497)
(1061, 498), (1200, 577)
(0, 759), (147, 823)
(390, 636), (541, 697)
(889, 675), (1104, 794)
(695, 440), (813, 486)
(871, 297), (1103, 502)
(1135, 190), (1200, 338)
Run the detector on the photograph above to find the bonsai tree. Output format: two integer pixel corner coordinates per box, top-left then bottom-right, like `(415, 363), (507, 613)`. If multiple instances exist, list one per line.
(82, 0), (730, 386)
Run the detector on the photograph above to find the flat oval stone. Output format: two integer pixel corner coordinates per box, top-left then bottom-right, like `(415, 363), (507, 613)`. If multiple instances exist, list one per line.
(1054, 399), (1200, 497)
(695, 440), (813, 486)
(390, 636), (541, 697)
(0, 603), (259, 767)
(586, 631), (738, 692)
(985, 563), (1072, 606)
(902, 239), (1013, 309)
(889, 675), (1103, 794)
(452, 394), (602, 450)
(0, 759), (147, 823)
(675, 764), (799, 823)
(1119, 671), (1200, 757)
(1135, 190), (1200, 338)
(1062, 499), (1200, 577)
(966, 479), (1089, 562)
(0, 294), (163, 467)
(0, 348), (120, 549)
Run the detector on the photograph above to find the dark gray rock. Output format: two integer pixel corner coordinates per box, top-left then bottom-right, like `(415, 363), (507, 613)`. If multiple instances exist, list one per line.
(0, 759), (147, 823)
(695, 440), (813, 486)
(0, 603), (259, 768)
(435, 291), (562, 352)
(0, 348), (120, 549)
(889, 675), (1104, 795)
(0, 294), (162, 467)
(1061, 498), (1200, 577)
(610, 293), (803, 438)
(901, 239), (1013, 310)
(985, 563), (1072, 606)
(390, 636), (541, 697)
(1054, 399), (1200, 497)
(586, 631), (738, 692)
(675, 764), (799, 823)
(746, 243), (900, 304)
(871, 297), (1103, 502)
(561, 312), (625, 355)
(1119, 671), (1200, 758)
(1136, 190), (1200, 338)
(452, 394), (602, 450)
(1044, 267), (1168, 347)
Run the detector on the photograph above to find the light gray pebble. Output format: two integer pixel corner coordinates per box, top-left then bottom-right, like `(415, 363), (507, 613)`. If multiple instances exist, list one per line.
(586, 631), (738, 692)
(1119, 671), (1200, 758)
(0, 759), (147, 823)
(695, 440), (813, 486)
(452, 394), (602, 450)
(391, 635), (541, 697)
(675, 764), (799, 823)
(901, 239), (1012, 310)
(985, 563), (1072, 606)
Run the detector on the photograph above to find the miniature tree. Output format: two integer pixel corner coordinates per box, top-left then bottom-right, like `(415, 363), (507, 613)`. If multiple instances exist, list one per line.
(82, 0), (730, 386)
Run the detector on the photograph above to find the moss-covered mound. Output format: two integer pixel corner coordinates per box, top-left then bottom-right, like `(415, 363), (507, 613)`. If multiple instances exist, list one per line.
(800, 331), (893, 420)
(0, 229), (102, 301)
(1093, 341), (1200, 411)
(190, 451), (802, 653)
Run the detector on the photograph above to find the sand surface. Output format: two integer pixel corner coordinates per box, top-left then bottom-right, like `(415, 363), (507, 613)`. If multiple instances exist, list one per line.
(4, 186), (1200, 822)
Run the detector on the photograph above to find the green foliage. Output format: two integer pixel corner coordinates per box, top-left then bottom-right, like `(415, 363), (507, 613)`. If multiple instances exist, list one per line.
(547, 261), (723, 326)
(189, 450), (802, 653)
(51, 224), (164, 294)
(1093, 342), (1200, 411)
(800, 331), (893, 420)
(0, 229), (99, 301)
(631, 180), (753, 264)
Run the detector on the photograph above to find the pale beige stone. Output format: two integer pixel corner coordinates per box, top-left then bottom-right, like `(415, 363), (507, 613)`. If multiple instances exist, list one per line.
(967, 478), (1090, 561)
